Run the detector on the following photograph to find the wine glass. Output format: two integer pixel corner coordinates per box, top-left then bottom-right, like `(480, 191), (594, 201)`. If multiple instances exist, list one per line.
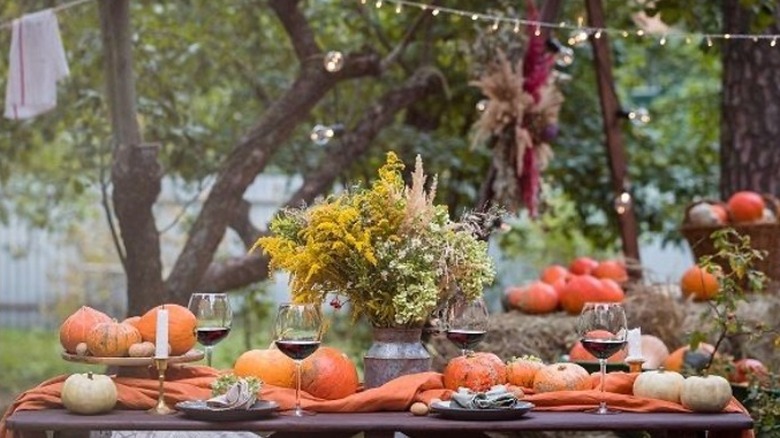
(445, 296), (489, 356)
(577, 302), (628, 415)
(273, 302), (323, 417)
(187, 293), (233, 367)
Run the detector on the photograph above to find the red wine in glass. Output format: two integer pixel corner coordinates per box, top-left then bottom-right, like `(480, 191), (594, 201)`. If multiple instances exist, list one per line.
(275, 340), (321, 361)
(196, 327), (232, 346)
(446, 329), (486, 352)
(274, 303), (323, 417)
(577, 302), (628, 415)
(580, 339), (627, 360)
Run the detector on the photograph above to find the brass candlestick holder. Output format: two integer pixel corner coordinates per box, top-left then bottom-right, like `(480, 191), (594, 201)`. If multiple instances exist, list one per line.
(625, 357), (645, 373)
(148, 358), (175, 415)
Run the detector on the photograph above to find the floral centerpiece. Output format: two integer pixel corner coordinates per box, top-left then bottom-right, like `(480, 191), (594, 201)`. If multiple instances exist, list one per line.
(253, 152), (495, 328)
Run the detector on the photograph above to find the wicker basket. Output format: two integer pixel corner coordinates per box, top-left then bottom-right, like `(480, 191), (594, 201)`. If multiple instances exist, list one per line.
(681, 198), (780, 280)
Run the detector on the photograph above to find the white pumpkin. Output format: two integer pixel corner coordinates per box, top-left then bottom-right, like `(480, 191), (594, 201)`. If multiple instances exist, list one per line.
(680, 375), (732, 412)
(633, 368), (685, 403)
(61, 372), (118, 415)
(640, 335), (670, 370)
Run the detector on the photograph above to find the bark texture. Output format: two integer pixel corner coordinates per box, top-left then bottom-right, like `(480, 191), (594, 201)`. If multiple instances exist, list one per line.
(720, 0), (780, 198)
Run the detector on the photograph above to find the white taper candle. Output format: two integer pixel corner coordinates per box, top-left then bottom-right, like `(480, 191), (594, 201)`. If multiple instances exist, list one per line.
(155, 307), (169, 358)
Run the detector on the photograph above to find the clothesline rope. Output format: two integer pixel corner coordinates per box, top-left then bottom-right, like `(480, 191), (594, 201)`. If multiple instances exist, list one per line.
(0, 0), (95, 31)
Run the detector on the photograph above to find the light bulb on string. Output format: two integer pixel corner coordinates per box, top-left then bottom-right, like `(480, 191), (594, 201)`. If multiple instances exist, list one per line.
(568, 29), (589, 47)
(627, 107), (651, 126)
(594, 29), (602, 39)
(375, 0), (382, 8)
(491, 18), (500, 32)
(614, 191), (632, 215)
(555, 45), (575, 67)
(431, 8), (440, 16)
(513, 21), (520, 33)
(476, 99), (488, 112)
(395, 3), (402, 13)
(323, 51), (345, 72)
(310, 124), (335, 145)
(534, 24), (541, 37)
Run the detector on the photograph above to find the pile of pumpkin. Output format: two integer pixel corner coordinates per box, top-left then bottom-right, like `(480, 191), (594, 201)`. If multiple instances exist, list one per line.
(506, 257), (626, 315)
(59, 305), (197, 358)
(443, 350), (735, 413)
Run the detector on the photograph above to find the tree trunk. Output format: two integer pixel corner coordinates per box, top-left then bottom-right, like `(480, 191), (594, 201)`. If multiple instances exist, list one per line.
(720, 0), (780, 198)
(99, 0), (165, 316)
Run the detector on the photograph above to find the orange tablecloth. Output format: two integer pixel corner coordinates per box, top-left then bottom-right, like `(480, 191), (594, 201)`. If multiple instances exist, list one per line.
(0, 368), (754, 438)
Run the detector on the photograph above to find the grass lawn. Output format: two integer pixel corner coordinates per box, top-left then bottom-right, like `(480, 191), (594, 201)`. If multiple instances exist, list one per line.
(0, 314), (372, 416)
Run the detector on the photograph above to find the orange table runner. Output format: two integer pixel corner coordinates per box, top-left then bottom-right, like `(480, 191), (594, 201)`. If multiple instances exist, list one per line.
(0, 368), (753, 438)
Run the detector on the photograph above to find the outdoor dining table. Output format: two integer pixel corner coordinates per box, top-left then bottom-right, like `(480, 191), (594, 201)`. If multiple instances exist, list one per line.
(5, 408), (754, 438)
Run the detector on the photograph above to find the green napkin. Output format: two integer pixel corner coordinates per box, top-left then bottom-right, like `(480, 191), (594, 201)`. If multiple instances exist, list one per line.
(450, 385), (518, 409)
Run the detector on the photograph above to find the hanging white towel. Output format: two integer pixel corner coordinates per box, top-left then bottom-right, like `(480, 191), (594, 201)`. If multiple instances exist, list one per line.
(4, 9), (70, 120)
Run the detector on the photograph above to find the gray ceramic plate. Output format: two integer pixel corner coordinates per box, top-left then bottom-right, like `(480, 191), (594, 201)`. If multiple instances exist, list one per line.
(176, 400), (279, 422)
(430, 400), (535, 421)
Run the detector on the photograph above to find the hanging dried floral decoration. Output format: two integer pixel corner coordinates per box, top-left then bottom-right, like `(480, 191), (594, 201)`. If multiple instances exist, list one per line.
(471, 5), (564, 216)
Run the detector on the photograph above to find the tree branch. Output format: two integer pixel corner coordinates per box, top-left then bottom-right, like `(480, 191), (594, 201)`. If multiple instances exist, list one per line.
(229, 198), (263, 248)
(197, 253), (270, 292)
(286, 67), (443, 208)
(269, 0), (320, 62)
(164, 3), (382, 304)
(380, 6), (431, 72)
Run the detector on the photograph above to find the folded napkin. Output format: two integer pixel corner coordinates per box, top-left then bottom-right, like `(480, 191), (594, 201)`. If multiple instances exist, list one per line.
(450, 385), (518, 409)
(206, 380), (257, 411)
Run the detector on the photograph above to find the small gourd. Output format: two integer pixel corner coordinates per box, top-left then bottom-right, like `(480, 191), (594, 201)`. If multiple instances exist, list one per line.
(410, 402), (429, 416)
(61, 372), (118, 415)
(632, 368), (685, 403)
(75, 342), (89, 357)
(127, 341), (156, 357)
(680, 374), (732, 412)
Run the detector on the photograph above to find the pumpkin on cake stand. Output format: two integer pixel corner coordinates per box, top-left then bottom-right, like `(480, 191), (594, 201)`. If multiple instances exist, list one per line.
(59, 304), (204, 377)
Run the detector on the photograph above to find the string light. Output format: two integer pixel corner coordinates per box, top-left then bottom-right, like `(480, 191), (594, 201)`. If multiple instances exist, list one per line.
(513, 21), (520, 34)
(323, 51), (345, 72)
(660, 35), (667, 46)
(375, 0), (382, 7)
(492, 18), (500, 31)
(378, 0), (780, 46)
(614, 191), (632, 215)
(395, 3), (402, 13)
(476, 100), (488, 112)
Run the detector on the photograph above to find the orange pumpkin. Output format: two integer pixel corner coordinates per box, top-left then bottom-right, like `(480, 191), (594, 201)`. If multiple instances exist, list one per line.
(136, 304), (197, 356)
(533, 362), (590, 393)
(443, 352), (507, 391)
(569, 257), (598, 276)
(506, 355), (546, 388)
(663, 343), (715, 373)
(233, 348), (296, 387)
(86, 321), (142, 357)
(680, 265), (720, 301)
(727, 191), (764, 223)
(122, 316), (141, 328)
(559, 275), (611, 315)
(599, 279), (625, 302)
(540, 265), (570, 285)
(506, 282), (559, 314)
(59, 306), (112, 353)
(592, 260), (628, 283)
(300, 346), (359, 400)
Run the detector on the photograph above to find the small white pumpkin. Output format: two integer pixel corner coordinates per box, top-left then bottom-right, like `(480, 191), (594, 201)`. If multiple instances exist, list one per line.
(632, 368), (685, 403)
(61, 372), (117, 415)
(680, 374), (732, 412)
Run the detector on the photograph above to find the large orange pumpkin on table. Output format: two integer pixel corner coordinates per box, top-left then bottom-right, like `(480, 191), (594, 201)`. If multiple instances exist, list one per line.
(233, 348), (296, 387)
(300, 346), (359, 399)
(443, 352), (507, 391)
(60, 306), (112, 353)
(540, 265), (570, 284)
(136, 304), (197, 356)
(533, 362), (590, 393)
(506, 355), (546, 388)
(86, 321), (142, 357)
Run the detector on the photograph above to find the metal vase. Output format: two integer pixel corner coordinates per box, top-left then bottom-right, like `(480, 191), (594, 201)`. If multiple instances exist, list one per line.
(363, 327), (431, 389)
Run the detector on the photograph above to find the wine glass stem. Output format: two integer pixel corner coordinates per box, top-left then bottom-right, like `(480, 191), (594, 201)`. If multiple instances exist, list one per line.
(205, 345), (213, 367)
(294, 360), (302, 416)
(598, 358), (607, 412)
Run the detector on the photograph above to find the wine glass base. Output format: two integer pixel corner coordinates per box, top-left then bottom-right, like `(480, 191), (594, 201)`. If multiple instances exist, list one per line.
(585, 406), (621, 415)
